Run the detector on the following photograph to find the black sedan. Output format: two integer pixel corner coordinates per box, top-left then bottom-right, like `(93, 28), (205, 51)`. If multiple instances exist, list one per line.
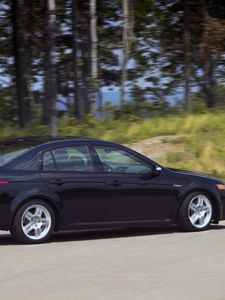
(0, 137), (225, 244)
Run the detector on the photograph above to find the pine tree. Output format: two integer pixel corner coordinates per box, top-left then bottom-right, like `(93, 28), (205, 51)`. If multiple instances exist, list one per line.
(90, 0), (98, 114)
(44, 0), (58, 136)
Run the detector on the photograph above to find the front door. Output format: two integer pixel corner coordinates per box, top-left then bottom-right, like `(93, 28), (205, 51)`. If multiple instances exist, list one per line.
(40, 145), (106, 224)
(93, 145), (177, 222)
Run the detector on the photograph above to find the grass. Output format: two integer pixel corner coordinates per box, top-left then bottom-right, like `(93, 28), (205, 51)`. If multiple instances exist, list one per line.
(1, 112), (225, 180)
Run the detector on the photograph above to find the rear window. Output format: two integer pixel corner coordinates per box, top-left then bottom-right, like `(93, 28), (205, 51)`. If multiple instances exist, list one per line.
(0, 147), (31, 167)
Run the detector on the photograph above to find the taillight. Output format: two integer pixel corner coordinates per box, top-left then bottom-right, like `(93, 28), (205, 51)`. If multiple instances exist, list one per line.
(0, 181), (9, 185)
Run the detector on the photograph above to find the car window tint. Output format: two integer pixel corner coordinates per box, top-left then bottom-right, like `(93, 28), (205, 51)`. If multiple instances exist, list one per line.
(13, 154), (41, 171)
(43, 151), (56, 171)
(0, 148), (31, 167)
(94, 146), (152, 174)
(51, 146), (94, 172)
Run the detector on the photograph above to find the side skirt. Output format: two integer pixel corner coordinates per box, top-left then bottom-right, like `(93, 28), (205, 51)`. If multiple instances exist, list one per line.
(59, 219), (174, 231)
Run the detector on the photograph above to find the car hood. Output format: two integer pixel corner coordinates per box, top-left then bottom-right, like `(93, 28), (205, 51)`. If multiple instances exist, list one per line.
(167, 167), (224, 183)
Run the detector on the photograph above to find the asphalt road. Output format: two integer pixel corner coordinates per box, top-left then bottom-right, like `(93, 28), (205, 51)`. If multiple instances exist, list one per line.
(1, 223), (225, 300)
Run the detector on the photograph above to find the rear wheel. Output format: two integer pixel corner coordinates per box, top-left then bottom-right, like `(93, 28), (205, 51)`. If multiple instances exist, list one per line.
(178, 192), (213, 231)
(11, 200), (55, 244)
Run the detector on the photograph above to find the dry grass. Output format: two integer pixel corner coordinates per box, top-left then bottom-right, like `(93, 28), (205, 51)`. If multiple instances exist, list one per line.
(1, 113), (225, 179)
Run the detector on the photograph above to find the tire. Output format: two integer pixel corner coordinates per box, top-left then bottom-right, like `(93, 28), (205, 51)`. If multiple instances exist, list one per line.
(178, 192), (213, 232)
(11, 200), (55, 244)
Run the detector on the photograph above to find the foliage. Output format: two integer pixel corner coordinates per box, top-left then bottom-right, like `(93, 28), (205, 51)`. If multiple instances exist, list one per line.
(0, 1), (225, 130)
(2, 112), (225, 178)
(60, 111), (223, 182)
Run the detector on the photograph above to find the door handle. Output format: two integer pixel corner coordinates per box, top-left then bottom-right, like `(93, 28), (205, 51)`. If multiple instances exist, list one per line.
(107, 180), (122, 187)
(49, 179), (66, 186)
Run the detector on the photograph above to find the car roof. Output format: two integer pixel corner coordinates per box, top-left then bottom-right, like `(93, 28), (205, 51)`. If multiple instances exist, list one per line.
(0, 136), (103, 148)
(0, 136), (159, 170)
(38, 138), (124, 151)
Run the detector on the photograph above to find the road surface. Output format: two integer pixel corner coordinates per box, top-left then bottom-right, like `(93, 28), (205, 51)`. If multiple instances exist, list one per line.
(1, 223), (225, 300)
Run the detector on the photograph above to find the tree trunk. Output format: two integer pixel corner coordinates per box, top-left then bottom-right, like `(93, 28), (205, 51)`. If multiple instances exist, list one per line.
(24, 0), (34, 122)
(82, 41), (91, 115)
(98, 87), (103, 118)
(90, 0), (98, 115)
(120, 0), (131, 106)
(202, 56), (217, 108)
(183, 0), (191, 113)
(44, 0), (57, 136)
(200, 0), (217, 108)
(80, 12), (90, 116)
(72, 0), (81, 119)
(12, 0), (28, 128)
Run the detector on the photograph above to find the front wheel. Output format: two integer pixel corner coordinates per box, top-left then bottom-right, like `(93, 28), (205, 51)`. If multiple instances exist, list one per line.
(178, 192), (213, 231)
(11, 200), (55, 244)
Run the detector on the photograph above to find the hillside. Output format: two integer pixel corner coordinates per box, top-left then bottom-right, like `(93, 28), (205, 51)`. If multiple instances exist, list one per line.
(125, 114), (225, 180)
(128, 134), (225, 179)
(1, 113), (225, 179)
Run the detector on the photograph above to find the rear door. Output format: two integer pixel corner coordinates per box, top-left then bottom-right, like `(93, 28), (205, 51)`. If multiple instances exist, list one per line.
(40, 144), (107, 224)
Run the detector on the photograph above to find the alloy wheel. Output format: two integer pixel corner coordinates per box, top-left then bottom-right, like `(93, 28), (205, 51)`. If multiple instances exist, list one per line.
(21, 204), (52, 240)
(188, 195), (212, 229)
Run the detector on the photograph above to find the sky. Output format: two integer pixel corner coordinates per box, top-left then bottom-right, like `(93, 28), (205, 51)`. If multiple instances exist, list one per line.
(101, 86), (183, 107)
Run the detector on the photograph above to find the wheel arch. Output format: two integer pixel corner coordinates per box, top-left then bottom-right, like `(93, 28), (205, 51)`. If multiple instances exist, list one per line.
(176, 188), (222, 224)
(10, 195), (62, 231)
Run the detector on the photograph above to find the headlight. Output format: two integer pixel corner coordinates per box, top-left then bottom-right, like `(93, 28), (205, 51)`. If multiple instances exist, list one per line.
(216, 184), (225, 190)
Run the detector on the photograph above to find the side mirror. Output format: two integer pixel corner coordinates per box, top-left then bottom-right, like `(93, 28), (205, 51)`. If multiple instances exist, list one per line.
(141, 165), (162, 179)
(152, 165), (163, 177)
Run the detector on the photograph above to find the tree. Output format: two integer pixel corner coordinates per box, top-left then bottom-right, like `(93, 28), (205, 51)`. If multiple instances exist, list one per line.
(90, 0), (98, 114)
(72, 0), (81, 119)
(128, 0), (166, 105)
(120, 0), (131, 105)
(44, 0), (58, 136)
(183, 0), (191, 113)
(145, 0), (225, 109)
(1, 0), (225, 131)
(194, 3), (225, 108)
(12, 0), (31, 127)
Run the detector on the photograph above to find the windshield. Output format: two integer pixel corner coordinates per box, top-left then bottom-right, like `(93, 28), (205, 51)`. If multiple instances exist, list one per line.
(0, 147), (31, 167)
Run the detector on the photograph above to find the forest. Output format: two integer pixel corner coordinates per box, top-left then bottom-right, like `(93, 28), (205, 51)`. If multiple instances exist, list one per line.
(0, 0), (224, 178)
(0, 0), (224, 136)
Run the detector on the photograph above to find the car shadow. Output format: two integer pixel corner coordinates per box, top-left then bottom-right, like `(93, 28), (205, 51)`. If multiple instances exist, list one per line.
(210, 224), (225, 230)
(0, 233), (17, 246)
(0, 224), (225, 246)
(49, 226), (178, 244)
(0, 227), (176, 246)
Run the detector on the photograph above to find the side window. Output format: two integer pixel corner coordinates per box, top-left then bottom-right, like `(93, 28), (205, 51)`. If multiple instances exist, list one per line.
(43, 146), (94, 172)
(13, 154), (42, 171)
(94, 146), (152, 174)
(43, 151), (56, 171)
